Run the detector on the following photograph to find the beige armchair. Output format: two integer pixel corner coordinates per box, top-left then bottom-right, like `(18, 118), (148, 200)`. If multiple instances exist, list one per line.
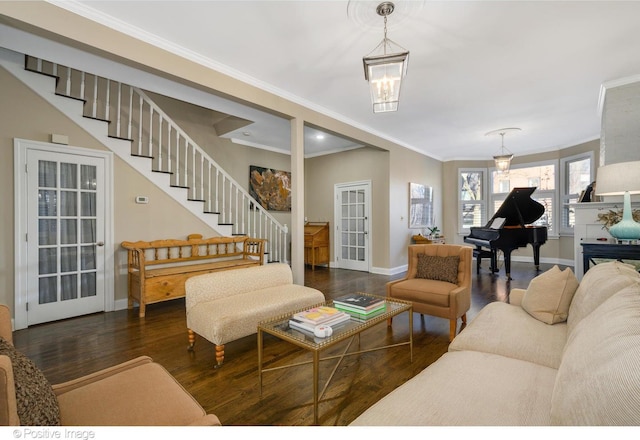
(387, 244), (473, 341)
(0, 304), (220, 426)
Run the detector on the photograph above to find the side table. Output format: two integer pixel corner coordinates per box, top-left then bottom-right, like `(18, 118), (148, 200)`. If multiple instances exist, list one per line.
(412, 235), (445, 244)
(580, 238), (640, 275)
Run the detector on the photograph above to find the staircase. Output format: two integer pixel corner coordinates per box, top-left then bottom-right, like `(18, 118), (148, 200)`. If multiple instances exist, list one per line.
(15, 53), (288, 263)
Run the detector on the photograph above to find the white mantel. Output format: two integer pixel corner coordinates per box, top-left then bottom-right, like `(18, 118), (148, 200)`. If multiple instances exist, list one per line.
(572, 200), (640, 279)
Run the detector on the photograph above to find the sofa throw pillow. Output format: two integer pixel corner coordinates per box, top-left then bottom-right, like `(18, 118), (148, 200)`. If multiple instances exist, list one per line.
(521, 265), (579, 325)
(416, 254), (460, 284)
(0, 337), (61, 425)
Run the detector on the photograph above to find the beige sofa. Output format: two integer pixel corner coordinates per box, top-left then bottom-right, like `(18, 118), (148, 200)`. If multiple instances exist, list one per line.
(351, 261), (640, 425)
(185, 263), (325, 367)
(0, 304), (220, 426)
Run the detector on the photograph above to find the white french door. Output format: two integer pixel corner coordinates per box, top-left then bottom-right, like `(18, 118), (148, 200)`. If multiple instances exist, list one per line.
(334, 181), (371, 272)
(14, 139), (114, 328)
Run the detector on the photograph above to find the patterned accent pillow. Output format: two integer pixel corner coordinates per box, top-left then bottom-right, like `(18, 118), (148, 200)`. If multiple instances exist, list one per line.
(416, 254), (460, 284)
(0, 337), (61, 425)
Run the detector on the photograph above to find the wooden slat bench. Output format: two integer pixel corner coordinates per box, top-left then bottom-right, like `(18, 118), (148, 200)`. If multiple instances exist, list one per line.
(121, 234), (266, 317)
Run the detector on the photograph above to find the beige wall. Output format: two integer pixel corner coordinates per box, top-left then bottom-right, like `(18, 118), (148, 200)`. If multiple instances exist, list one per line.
(0, 3), (444, 276)
(305, 147), (390, 270)
(1, 57), (440, 317)
(388, 146), (443, 271)
(0, 2), (610, 320)
(304, 143), (442, 272)
(1, 61), (601, 316)
(0, 66), (218, 311)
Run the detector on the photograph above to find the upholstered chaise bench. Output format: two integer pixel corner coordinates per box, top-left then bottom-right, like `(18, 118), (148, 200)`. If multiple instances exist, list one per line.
(185, 263), (325, 367)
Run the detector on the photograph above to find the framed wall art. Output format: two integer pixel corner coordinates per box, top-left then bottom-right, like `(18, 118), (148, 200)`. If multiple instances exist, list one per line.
(409, 182), (434, 228)
(249, 165), (291, 211)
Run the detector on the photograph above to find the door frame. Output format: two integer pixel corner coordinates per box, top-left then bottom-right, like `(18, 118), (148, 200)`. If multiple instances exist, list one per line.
(333, 180), (372, 272)
(13, 138), (115, 330)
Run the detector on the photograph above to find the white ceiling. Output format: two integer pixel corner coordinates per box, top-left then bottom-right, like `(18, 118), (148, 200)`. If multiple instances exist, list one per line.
(53, 0), (640, 161)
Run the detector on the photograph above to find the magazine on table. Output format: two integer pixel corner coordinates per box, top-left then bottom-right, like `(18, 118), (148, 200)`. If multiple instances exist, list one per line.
(289, 312), (350, 333)
(332, 293), (385, 311)
(333, 302), (386, 315)
(292, 306), (347, 325)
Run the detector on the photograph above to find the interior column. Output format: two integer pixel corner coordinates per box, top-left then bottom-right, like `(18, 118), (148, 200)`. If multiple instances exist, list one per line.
(290, 117), (305, 284)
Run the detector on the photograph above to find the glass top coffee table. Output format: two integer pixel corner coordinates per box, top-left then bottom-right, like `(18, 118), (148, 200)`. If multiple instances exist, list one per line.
(257, 293), (413, 425)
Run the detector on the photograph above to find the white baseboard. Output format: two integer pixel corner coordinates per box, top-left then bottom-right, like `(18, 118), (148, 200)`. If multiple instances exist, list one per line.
(371, 257), (573, 277)
(114, 298), (129, 311)
(371, 265), (408, 276)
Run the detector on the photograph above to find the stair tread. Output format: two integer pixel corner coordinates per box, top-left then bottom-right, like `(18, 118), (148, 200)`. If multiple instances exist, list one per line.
(22, 55), (286, 260)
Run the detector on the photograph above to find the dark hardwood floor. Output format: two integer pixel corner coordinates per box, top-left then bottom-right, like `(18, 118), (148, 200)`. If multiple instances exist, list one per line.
(13, 260), (562, 426)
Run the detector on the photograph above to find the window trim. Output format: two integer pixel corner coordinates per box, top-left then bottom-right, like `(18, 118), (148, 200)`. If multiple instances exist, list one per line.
(559, 151), (595, 235)
(458, 167), (487, 235)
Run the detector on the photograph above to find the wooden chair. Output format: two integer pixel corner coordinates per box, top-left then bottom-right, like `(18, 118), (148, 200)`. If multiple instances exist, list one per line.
(387, 244), (473, 341)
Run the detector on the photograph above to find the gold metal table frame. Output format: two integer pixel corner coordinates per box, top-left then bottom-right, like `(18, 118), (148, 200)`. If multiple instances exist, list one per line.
(257, 294), (413, 425)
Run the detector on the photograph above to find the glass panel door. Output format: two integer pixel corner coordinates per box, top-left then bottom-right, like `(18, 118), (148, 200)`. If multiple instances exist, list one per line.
(27, 150), (105, 325)
(335, 182), (370, 272)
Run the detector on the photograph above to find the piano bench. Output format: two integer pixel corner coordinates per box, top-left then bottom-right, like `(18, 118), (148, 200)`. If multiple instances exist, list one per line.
(473, 248), (494, 274)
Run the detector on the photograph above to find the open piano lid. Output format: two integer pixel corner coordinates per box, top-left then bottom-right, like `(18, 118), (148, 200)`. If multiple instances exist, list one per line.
(491, 187), (545, 227)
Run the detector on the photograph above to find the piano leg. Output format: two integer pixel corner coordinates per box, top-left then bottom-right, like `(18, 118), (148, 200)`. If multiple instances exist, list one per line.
(532, 243), (542, 270)
(490, 249), (498, 273)
(503, 249), (513, 280)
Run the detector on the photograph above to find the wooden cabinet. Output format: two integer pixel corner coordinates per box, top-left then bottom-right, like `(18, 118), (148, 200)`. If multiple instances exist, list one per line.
(304, 222), (330, 270)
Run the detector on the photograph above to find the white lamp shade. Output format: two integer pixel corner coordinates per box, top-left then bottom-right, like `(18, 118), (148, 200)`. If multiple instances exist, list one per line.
(595, 161), (640, 196)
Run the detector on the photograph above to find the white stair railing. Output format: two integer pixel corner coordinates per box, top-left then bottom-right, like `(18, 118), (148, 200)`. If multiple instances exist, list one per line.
(25, 55), (288, 263)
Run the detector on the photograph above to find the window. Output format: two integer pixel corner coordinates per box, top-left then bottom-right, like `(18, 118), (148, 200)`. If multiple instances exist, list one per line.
(459, 156), (594, 238)
(490, 162), (557, 235)
(458, 169), (487, 233)
(560, 152), (594, 234)
(527, 177), (540, 187)
(457, 163), (557, 236)
(498, 180), (510, 193)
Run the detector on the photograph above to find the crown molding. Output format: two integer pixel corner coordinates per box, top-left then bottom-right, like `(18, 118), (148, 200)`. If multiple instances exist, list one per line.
(47, 0), (431, 160)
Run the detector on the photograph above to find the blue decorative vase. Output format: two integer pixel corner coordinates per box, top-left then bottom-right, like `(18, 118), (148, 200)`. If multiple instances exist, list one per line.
(608, 191), (640, 241)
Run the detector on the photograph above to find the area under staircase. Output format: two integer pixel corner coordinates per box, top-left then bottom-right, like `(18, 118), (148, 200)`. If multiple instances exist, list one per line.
(7, 51), (288, 263)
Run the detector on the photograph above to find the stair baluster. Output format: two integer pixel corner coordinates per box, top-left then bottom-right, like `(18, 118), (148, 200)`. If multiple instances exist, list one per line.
(23, 55), (288, 263)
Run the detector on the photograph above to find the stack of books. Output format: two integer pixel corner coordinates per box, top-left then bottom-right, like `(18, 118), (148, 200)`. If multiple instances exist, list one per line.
(332, 293), (387, 321)
(288, 306), (350, 333)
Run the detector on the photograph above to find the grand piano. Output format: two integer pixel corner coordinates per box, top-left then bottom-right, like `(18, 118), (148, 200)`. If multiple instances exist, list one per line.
(464, 187), (547, 279)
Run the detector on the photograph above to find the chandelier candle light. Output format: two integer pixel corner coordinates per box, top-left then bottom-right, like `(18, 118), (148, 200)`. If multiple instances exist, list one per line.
(595, 160), (640, 241)
(486, 127), (521, 174)
(363, 2), (409, 113)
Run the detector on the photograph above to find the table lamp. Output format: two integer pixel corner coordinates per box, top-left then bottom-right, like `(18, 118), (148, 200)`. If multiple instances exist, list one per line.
(595, 160), (640, 241)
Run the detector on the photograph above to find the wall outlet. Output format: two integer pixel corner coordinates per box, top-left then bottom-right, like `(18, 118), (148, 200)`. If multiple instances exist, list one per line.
(135, 196), (149, 204)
